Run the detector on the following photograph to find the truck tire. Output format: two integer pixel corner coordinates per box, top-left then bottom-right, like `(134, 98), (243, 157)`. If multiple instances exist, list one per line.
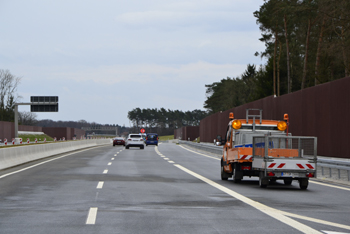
(259, 173), (268, 188)
(299, 178), (308, 190)
(233, 163), (242, 183)
(221, 165), (229, 180)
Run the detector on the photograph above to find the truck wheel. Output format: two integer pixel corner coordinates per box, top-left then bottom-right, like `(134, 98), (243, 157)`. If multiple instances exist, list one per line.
(284, 179), (292, 185)
(299, 178), (308, 190)
(233, 164), (242, 183)
(126, 146), (129, 149)
(221, 165), (229, 181)
(259, 174), (268, 188)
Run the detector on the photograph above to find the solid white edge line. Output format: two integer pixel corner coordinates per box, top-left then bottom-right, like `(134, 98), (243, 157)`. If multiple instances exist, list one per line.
(158, 144), (350, 231)
(179, 145), (220, 160)
(173, 164), (322, 234)
(281, 211), (350, 230)
(309, 180), (350, 191)
(97, 181), (104, 189)
(0, 146), (105, 180)
(86, 207), (98, 225)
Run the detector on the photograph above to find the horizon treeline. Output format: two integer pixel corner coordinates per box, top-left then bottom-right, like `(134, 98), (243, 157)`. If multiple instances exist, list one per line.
(127, 108), (208, 134)
(204, 0), (349, 114)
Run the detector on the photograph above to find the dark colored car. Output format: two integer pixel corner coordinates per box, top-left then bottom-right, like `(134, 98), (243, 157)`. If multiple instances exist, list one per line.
(113, 137), (125, 146)
(145, 133), (158, 146)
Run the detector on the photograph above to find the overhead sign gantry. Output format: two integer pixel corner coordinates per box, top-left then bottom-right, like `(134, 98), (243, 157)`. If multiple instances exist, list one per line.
(14, 96), (59, 139)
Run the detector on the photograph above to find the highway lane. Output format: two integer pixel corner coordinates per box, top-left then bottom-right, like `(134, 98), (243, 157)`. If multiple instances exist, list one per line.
(0, 143), (349, 233)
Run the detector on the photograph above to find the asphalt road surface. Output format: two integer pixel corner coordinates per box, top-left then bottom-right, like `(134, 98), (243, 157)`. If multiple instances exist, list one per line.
(0, 143), (349, 234)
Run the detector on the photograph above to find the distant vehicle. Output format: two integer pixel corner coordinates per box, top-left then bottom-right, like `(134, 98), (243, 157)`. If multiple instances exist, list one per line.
(145, 133), (158, 146)
(113, 137), (125, 146)
(125, 134), (144, 149)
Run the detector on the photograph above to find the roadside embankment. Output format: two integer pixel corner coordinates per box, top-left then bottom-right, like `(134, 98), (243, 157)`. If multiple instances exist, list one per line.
(0, 139), (111, 171)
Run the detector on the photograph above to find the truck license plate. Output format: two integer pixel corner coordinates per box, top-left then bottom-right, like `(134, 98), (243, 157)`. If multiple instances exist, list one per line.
(281, 172), (293, 177)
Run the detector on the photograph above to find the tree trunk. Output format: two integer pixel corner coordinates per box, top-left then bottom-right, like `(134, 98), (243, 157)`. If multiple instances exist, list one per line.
(284, 15), (291, 93)
(273, 28), (277, 96)
(278, 40), (282, 97)
(341, 26), (349, 77)
(301, 18), (311, 89)
(315, 17), (326, 85)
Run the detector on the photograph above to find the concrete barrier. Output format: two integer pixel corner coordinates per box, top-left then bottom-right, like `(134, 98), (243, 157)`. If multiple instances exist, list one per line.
(0, 139), (111, 171)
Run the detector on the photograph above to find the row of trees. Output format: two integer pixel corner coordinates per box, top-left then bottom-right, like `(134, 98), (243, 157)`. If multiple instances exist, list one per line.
(254, 0), (350, 95)
(0, 69), (21, 122)
(204, 0), (349, 113)
(128, 108), (208, 134)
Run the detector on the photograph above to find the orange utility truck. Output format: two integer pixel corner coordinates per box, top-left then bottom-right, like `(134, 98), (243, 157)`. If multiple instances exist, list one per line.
(220, 109), (317, 189)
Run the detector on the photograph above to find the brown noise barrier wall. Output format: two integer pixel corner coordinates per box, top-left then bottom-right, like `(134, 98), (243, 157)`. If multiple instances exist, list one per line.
(199, 76), (350, 158)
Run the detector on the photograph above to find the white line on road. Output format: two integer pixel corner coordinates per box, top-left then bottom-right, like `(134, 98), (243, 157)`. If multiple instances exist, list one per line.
(86, 207), (98, 225)
(163, 158), (169, 160)
(103, 170), (108, 174)
(164, 145), (350, 231)
(179, 145), (220, 160)
(97, 181), (104, 189)
(310, 180), (350, 191)
(168, 161), (175, 163)
(174, 164), (322, 234)
(111, 158), (115, 160)
(108, 162), (112, 166)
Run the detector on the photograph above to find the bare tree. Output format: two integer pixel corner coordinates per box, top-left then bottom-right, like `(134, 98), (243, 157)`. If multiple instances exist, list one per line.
(0, 69), (22, 121)
(18, 111), (38, 126)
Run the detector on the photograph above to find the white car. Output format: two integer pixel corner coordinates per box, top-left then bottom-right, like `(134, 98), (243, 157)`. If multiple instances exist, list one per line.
(125, 134), (145, 149)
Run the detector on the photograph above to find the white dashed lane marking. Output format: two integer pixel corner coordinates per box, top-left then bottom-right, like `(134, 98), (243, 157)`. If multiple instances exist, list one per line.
(86, 207), (98, 225)
(96, 181), (104, 189)
(103, 170), (108, 174)
(108, 162), (112, 166)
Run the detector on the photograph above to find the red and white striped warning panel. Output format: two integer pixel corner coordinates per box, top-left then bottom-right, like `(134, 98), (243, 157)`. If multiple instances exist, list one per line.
(267, 162), (315, 170)
(239, 155), (253, 160)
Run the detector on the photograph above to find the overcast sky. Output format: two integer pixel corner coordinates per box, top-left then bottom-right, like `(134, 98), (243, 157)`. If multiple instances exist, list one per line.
(0, 0), (265, 126)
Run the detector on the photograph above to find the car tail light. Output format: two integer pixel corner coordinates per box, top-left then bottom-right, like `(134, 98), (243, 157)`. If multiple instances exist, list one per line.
(128, 139), (132, 141)
(241, 166), (251, 170)
(306, 173), (314, 178)
(140, 139), (143, 141)
(267, 172), (275, 177)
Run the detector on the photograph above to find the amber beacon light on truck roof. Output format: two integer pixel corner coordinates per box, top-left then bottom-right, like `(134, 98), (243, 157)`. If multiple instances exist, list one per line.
(229, 112), (288, 131)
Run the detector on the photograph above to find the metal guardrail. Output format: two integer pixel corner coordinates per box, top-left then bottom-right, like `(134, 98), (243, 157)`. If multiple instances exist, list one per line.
(179, 140), (350, 182)
(179, 141), (222, 155)
(317, 158), (350, 181)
